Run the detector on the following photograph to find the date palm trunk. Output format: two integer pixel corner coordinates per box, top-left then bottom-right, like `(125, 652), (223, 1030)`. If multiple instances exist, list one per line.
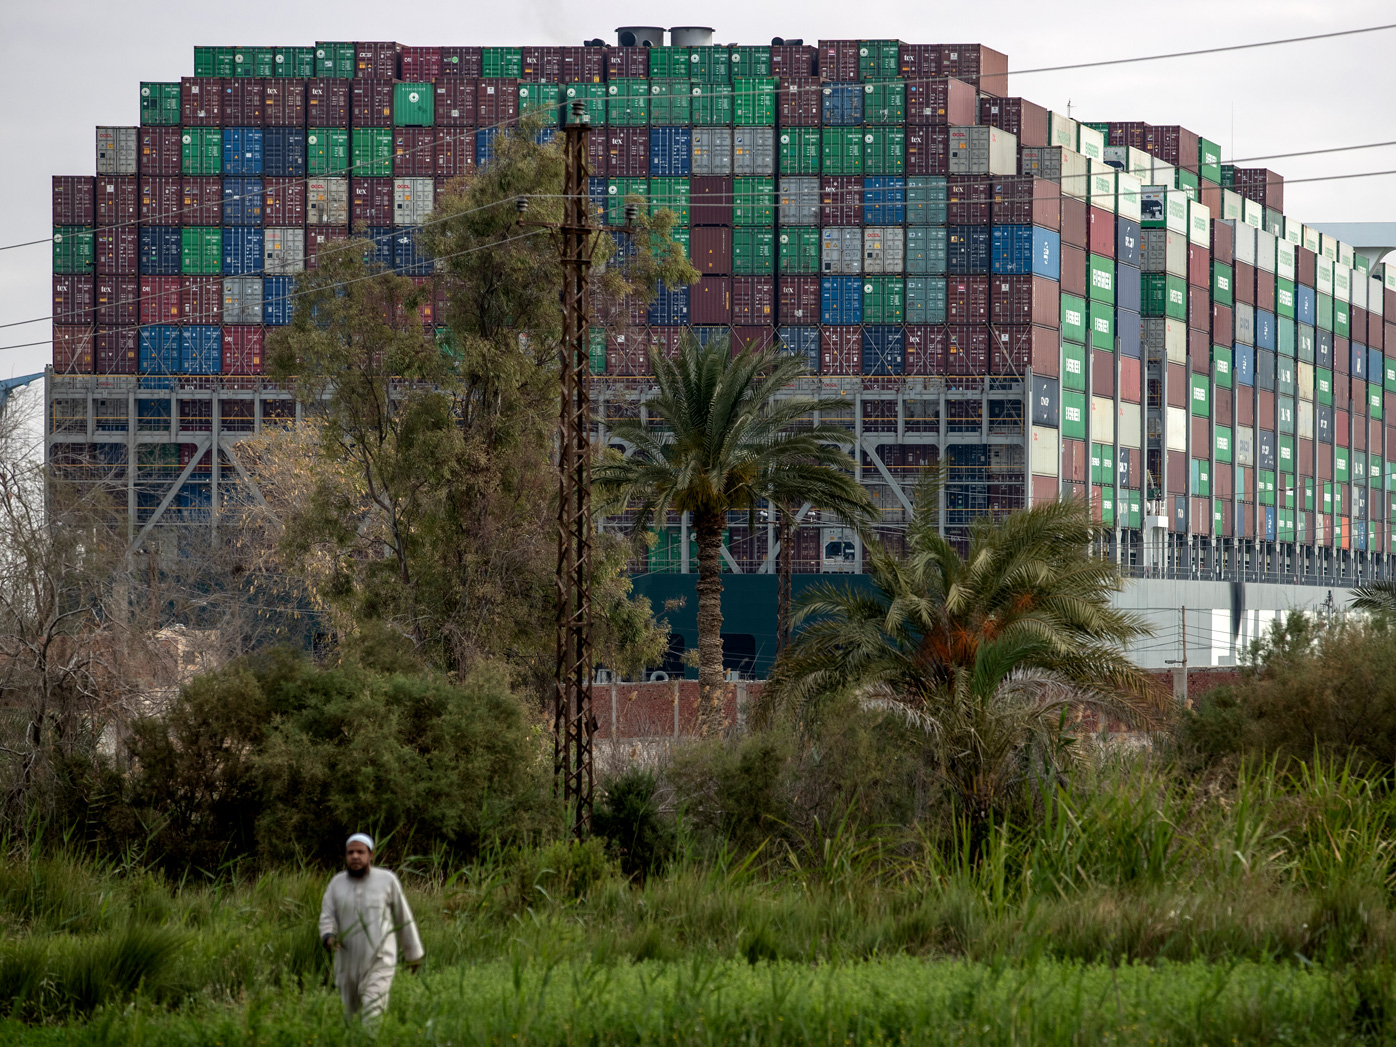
(693, 510), (727, 737)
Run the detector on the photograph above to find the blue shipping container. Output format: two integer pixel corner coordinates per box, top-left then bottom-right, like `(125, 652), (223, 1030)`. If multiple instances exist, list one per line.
(139, 227), (181, 275)
(588, 176), (607, 222)
(822, 83), (863, 126)
(1352, 341), (1367, 378)
(263, 275), (295, 325)
(138, 325), (180, 373)
(862, 176), (905, 224)
(861, 326), (905, 375)
(692, 326), (727, 347)
(222, 177), (263, 225)
(1116, 262), (1142, 313)
(1255, 309), (1275, 351)
(367, 227), (395, 268)
(223, 127), (264, 176)
(1296, 284), (1315, 325)
(821, 276), (862, 324)
(180, 326), (222, 374)
(223, 227), (264, 275)
(1263, 506), (1276, 542)
(947, 226), (990, 275)
(393, 228), (432, 274)
(991, 225), (1033, 275)
(1369, 347), (1383, 382)
(611, 230), (637, 265)
(1032, 227), (1060, 280)
(476, 127), (499, 166)
(1115, 217), (1141, 267)
(1117, 309), (1142, 359)
(647, 282), (689, 325)
(262, 128), (306, 177)
(778, 327), (819, 371)
(650, 127), (691, 176)
(1234, 342), (1255, 386)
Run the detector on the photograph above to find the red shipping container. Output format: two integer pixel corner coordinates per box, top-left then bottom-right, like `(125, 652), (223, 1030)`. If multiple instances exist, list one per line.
(53, 275), (95, 326)
(1371, 312), (1384, 350)
(778, 276), (820, 324)
(441, 47), (483, 78)
(1335, 336), (1350, 375)
(263, 79), (307, 126)
(1090, 349), (1115, 397)
(95, 277), (137, 326)
(1336, 409), (1350, 447)
(95, 176), (137, 227)
(821, 327), (861, 375)
(690, 177), (733, 226)
(139, 128), (182, 176)
(778, 78), (822, 126)
(1059, 244), (1087, 297)
(946, 326), (990, 374)
(351, 79), (394, 127)
(645, 327), (683, 361)
(1166, 451), (1187, 495)
(181, 77), (222, 125)
(1234, 261), (1255, 305)
(222, 78), (264, 125)
(990, 275), (1059, 326)
(355, 42), (401, 80)
(435, 128), (476, 177)
(732, 277), (775, 325)
(351, 177), (394, 226)
(905, 78), (978, 126)
(559, 46), (604, 83)
(434, 80), (477, 126)
(95, 227), (137, 275)
(263, 177), (306, 225)
(978, 97), (1048, 148)
(53, 327), (94, 373)
(691, 227), (733, 275)
(898, 44), (939, 79)
(1255, 273), (1275, 312)
(53, 176), (95, 226)
(1120, 356), (1142, 402)
(770, 45), (816, 77)
(95, 327), (137, 374)
(140, 175), (180, 224)
(1236, 388), (1253, 427)
(519, 46), (545, 79)
(606, 128), (649, 176)
(1189, 295), (1210, 333)
(820, 176), (862, 226)
(939, 45), (1008, 96)
(401, 46), (442, 81)
(1188, 326), (1209, 371)
(139, 276), (181, 324)
(222, 326), (265, 374)
(904, 325), (946, 374)
(905, 126), (948, 176)
(308, 79), (351, 126)
(733, 327), (777, 353)
(475, 79), (520, 126)
(1088, 206), (1114, 257)
(947, 276), (989, 323)
(992, 324), (1050, 374)
(1212, 302), (1233, 343)
(181, 177), (222, 226)
(1060, 196), (1088, 247)
(181, 276), (222, 324)
(1108, 122), (1150, 149)
(1210, 217), (1234, 264)
(306, 227), (349, 269)
(605, 329), (648, 374)
(1062, 440), (1087, 483)
(818, 40), (860, 81)
(1166, 363), (1187, 408)
(605, 47), (648, 78)
(1214, 386), (1232, 425)
(1152, 125), (1200, 174)
(990, 177), (1058, 229)
(948, 177), (991, 225)
(691, 276), (732, 323)
(394, 128), (437, 176)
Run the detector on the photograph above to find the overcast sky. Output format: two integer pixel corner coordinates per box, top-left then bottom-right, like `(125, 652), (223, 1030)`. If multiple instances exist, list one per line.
(2, 0), (1393, 383)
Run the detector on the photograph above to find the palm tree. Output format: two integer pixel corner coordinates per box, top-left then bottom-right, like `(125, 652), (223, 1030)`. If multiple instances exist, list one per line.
(758, 485), (1166, 821)
(594, 334), (876, 736)
(1351, 581), (1396, 618)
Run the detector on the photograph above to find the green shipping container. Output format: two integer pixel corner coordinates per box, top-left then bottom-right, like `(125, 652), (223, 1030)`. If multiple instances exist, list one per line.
(607, 79), (649, 126)
(690, 83), (733, 126)
(656, 227), (689, 260)
(181, 227), (222, 275)
(648, 80), (691, 124)
(859, 40), (901, 80)
(1275, 277), (1296, 319)
(1213, 346), (1232, 388)
(1317, 294), (1333, 332)
(1175, 168), (1199, 199)
(234, 47), (275, 77)
(733, 78), (777, 125)
(1211, 262), (1234, 306)
(518, 82), (558, 125)
(1143, 274), (1187, 320)
(563, 83), (607, 126)
(779, 227), (820, 274)
(863, 127), (905, 175)
(1061, 391), (1087, 439)
(1198, 137), (1222, 185)
(1088, 253), (1114, 303)
(729, 46), (772, 76)
(649, 47), (691, 78)
(1335, 301), (1350, 339)
(733, 228), (775, 275)
(1089, 300), (1114, 350)
(274, 46), (317, 77)
(733, 177), (774, 225)
(52, 227), (94, 274)
(607, 178), (649, 225)
(905, 277), (946, 324)
(482, 47), (523, 78)
(351, 128), (393, 176)
(194, 46), (236, 77)
(1161, 277), (1187, 321)
(306, 129), (349, 174)
(1060, 294), (1088, 346)
(690, 46), (731, 82)
(1315, 369), (1333, 405)
(1190, 373), (1210, 417)
(1277, 319), (1295, 357)
(649, 177), (690, 224)
(1214, 425), (1232, 464)
(140, 82), (181, 126)
(394, 83), (435, 126)
(906, 176), (948, 224)
(181, 128), (222, 175)
(589, 328), (606, 374)
(862, 81), (905, 124)
(315, 42), (356, 78)
(862, 276), (905, 324)
(822, 129), (864, 175)
(1190, 459), (1210, 497)
(779, 129), (821, 174)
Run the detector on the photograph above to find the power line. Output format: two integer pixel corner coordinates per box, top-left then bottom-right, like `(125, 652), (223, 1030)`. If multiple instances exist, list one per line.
(1227, 139), (1396, 165)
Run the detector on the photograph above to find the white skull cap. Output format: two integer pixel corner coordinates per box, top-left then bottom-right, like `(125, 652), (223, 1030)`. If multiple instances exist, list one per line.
(346, 833), (374, 851)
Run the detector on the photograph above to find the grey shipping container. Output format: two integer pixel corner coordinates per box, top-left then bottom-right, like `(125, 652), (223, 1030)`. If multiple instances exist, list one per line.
(692, 128), (733, 176)
(947, 126), (1016, 176)
(1231, 221), (1257, 265)
(863, 226), (905, 273)
(307, 177), (349, 225)
(1235, 302), (1255, 345)
(1254, 229), (1276, 274)
(1142, 229), (1186, 278)
(732, 127), (774, 176)
(906, 225), (948, 274)
(1020, 146), (1088, 199)
(97, 127), (138, 175)
(779, 176), (819, 225)
(906, 175), (948, 224)
(905, 276), (947, 323)
(222, 276), (263, 324)
(821, 226), (862, 274)
(394, 177), (435, 225)
(263, 227), (305, 274)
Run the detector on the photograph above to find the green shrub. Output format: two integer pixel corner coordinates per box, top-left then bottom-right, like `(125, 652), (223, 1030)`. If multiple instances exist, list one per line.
(593, 768), (674, 880)
(667, 734), (793, 853)
(514, 837), (617, 907)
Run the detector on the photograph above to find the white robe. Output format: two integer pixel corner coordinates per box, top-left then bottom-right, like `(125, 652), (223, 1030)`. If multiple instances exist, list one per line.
(318, 866), (424, 1018)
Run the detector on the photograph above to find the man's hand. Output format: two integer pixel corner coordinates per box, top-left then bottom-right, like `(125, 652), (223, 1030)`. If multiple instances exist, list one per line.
(406, 958), (424, 976)
(322, 933), (338, 953)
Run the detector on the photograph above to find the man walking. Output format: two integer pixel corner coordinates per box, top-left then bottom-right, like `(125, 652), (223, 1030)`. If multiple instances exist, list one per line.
(319, 833), (424, 1027)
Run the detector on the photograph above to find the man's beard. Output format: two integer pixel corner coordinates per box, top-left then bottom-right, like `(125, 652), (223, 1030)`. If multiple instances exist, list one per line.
(346, 864), (369, 879)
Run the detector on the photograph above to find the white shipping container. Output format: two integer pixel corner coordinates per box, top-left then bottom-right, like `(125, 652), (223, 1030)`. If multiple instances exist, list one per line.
(1351, 272), (1367, 310)
(393, 178), (435, 226)
(96, 126), (137, 176)
(1298, 361), (1314, 401)
(1189, 200), (1210, 248)
(1088, 160), (1116, 215)
(1320, 234), (1338, 262)
(1221, 190), (1243, 221)
(1166, 406), (1187, 452)
(1370, 278), (1384, 318)
(307, 178), (349, 225)
(1116, 171), (1142, 222)
(1235, 303), (1255, 344)
(263, 228), (305, 274)
(1316, 256), (1334, 296)
(1302, 225), (1322, 254)
(1126, 147), (1152, 181)
(1235, 426), (1255, 468)
(1058, 148), (1089, 200)
(1165, 191), (1188, 236)
(821, 227), (862, 274)
(1338, 241), (1354, 269)
(1298, 399), (1314, 440)
(1076, 123), (1105, 162)
(1284, 218), (1301, 245)
(1276, 239), (1296, 281)
(863, 226), (904, 273)
(1116, 400), (1142, 448)
(947, 125), (1017, 176)
(1386, 267), (1396, 294)
(779, 177), (819, 225)
(1103, 145), (1127, 171)
(222, 277), (262, 325)
(732, 127), (774, 175)
(1031, 425), (1060, 476)
(1334, 263), (1351, 304)
(1166, 230), (1188, 278)
(1242, 198), (1262, 229)
(692, 128), (732, 175)
(1152, 160), (1176, 190)
(1232, 222), (1256, 266)
(1048, 112), (1077, 151)
(1092, 396), (1114, 444)
(1254, 228), (1276, 273)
